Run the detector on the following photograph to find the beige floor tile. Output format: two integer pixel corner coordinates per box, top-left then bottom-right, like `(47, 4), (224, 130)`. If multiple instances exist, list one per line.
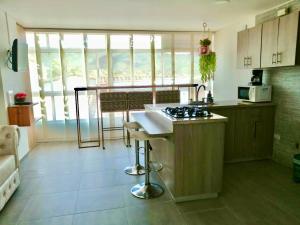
(73, 208), (128, 225)
(76, 186), (125, 213)
(176, 198), (225, 214)
(0, 195), (29, 225)
(126, 201), (186, 225)
(18, 215), (73, 225)
(18, 192), (77, 221)
(183, 208), (243, 225)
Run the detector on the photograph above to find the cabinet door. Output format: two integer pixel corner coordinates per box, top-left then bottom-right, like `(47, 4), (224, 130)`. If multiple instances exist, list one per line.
(277, 12), (299, 66)
(210, 108), (236, 162)
(235, 108), (257, 160)
(18, 106), (33, 126)
(237, 29), (249, 69)
(248, 25), (262, 69)
(261, 19), (279, 68)
(253, 107), (275, 159)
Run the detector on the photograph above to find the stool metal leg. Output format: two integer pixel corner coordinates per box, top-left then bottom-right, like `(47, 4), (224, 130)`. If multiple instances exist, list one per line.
(148, 143), (163, 172)
(124, 138), (145, 175)
(131, 140), (164, 199)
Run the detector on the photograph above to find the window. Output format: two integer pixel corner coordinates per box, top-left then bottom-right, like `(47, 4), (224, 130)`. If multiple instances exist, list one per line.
(26, 30), (212, 140)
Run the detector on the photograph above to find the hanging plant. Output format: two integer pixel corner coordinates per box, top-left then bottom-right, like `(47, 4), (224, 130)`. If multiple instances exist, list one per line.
(198, 37), (216, 83)
(199, 52), (216, 83)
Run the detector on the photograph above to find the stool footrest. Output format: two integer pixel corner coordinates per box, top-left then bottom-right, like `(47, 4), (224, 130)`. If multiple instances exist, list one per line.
(124, 165), (145, 176)
(131, 183), (164, 199)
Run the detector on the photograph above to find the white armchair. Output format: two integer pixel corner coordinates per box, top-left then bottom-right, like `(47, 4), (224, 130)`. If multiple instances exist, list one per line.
(0, 125), (21, 211)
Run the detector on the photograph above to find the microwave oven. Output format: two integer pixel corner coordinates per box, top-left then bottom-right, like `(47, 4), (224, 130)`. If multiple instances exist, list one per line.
(238, 85), (272, 102)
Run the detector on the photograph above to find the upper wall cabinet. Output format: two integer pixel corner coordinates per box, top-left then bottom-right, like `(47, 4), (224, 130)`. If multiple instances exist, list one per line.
(237, 25), (262, 69)
(261, 11), (299, 68)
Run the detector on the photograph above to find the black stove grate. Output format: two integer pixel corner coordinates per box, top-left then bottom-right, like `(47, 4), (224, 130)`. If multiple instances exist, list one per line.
(162, 106), (212, 119)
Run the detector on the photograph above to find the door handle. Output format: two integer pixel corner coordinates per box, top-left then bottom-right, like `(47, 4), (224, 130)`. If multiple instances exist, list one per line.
(272, 53), (277, 64)
(277, 52), (282, 63)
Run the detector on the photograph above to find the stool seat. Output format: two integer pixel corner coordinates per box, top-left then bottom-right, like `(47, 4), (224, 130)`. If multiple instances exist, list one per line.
(123, 121), (141, 130)
(129, 130), (166, 141)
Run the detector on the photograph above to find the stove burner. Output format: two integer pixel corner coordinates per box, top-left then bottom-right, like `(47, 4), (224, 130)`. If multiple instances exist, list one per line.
(163, 106), (212, 119)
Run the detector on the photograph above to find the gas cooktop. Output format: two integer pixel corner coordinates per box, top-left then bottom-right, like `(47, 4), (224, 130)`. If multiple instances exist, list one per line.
(162, 106), (212, 119)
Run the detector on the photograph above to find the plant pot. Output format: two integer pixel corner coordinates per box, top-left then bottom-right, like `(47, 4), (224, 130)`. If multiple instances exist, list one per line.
(15, 97), (26, 105)
(200, 46), (209, 55)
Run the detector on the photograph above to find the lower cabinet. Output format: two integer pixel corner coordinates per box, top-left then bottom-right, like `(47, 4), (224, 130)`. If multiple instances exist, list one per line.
(211, 105), (275, 162)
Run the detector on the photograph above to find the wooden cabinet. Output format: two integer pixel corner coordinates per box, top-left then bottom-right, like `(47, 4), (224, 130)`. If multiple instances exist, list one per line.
(261, 11), (299, 67)
(261, 19), (279, 68)
(210, 108), (236, 162)
(8, 105), (34, 127)
(277, 12), (299, 66)
(237, 29), (249, 69)
(211, 105), (275, 162)
(237, 25), (262, 69)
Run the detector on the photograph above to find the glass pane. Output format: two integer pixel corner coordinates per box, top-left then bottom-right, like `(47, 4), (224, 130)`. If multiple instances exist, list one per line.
(86, 45), (108, 86)
(111, 51), (131, 85)
(154, 34), (173, 85)
(133, 35), (151, 49)
(67, 96), (76, 120)
(110, 35), (130, 49)
(48, 34), (60, 48)
(174, 34), (191, 84)
(133, 35), (151, 85)
(87, 34), (106, 49)
(111, 35), (131, 85)
(54, 96), (65, 120)
(62, 34), (84, 48)
(64, 52), (85, 90)
(175, 52), (191, 84)
(26, 32), (35, 48)
(36, 33), (47, 48)
(40, 52), (62, 91)
(45, 96), (53, 121)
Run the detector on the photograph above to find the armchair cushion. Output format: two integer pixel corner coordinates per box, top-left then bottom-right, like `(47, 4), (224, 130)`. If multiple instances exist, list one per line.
(0, 126), (20, 168)
(0, 155), (16, 186)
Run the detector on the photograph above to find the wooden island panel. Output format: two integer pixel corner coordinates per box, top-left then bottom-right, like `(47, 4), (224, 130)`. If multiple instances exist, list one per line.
(148, 113), (227, 202)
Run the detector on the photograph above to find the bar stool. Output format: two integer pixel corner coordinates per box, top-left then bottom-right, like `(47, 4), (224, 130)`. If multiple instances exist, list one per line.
(129, 130), (165, 199)
(123, 121), (145, 175)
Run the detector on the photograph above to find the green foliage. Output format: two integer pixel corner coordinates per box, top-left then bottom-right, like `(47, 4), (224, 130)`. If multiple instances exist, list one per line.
(199, 52), (216, 82)
(199, 38), (211, 46)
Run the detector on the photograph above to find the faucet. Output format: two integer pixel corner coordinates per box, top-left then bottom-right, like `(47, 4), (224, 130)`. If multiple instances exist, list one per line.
(196, 84), (206, 101)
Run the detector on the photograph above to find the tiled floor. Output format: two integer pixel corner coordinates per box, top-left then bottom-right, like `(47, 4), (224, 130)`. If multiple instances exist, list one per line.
(0, 140), (300, 225)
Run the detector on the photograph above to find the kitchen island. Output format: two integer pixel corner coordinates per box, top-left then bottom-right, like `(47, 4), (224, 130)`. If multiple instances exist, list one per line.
(145, 101), (276, 163)
(132, 107), (227, 202)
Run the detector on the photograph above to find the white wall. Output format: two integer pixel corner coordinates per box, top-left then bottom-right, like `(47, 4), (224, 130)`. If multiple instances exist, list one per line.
(213, 17), (255, 101)
(0, 9), (31, 159)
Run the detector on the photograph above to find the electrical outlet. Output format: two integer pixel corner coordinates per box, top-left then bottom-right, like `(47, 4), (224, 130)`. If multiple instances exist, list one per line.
(274, 134), (281, 141)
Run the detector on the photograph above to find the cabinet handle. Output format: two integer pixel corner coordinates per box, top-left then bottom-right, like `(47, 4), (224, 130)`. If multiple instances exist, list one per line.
(272, 53), (277, 64)
(253, 121), (257, 139)
(277, 52), (282, 63)
(244, 57), (247, 67)
(248, 56), (252, 66)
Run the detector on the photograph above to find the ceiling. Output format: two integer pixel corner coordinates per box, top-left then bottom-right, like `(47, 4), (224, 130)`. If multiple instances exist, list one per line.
(0, 0), (289, 31)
